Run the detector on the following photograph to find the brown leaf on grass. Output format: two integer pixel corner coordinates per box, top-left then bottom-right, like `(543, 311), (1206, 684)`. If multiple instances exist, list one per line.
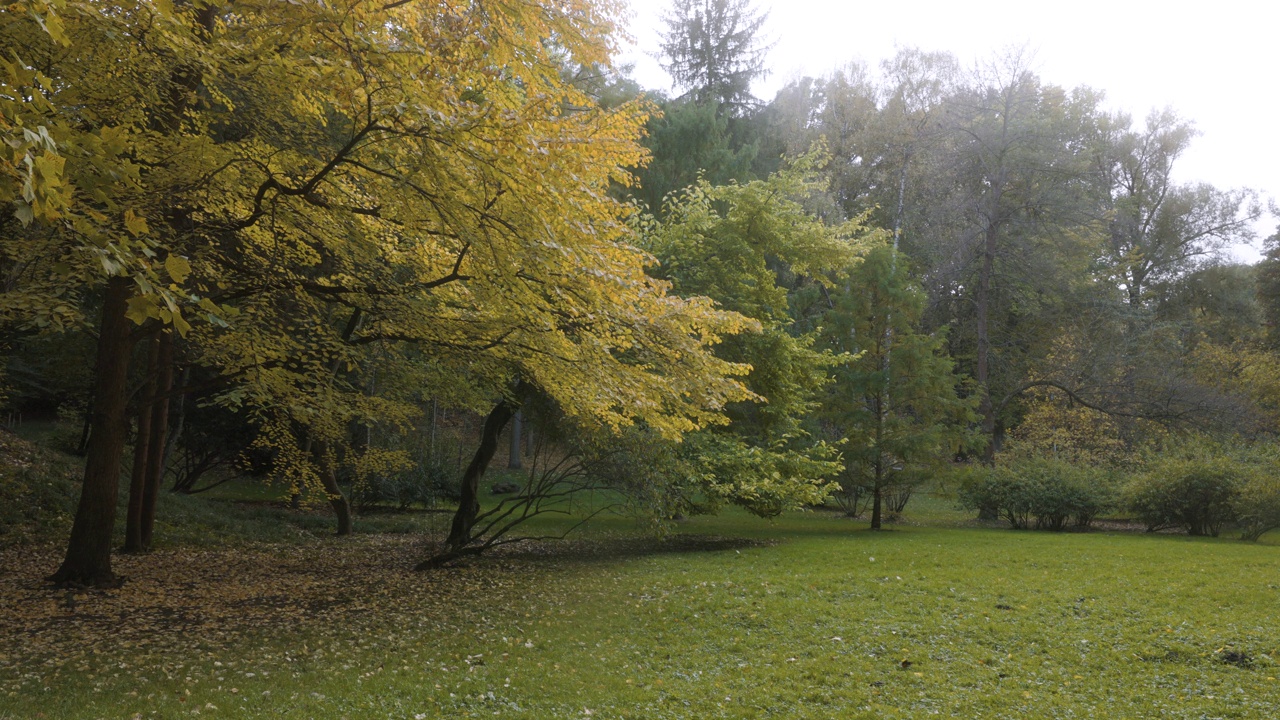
(0, 531), (764, 680)
(0, 535), (524, 671)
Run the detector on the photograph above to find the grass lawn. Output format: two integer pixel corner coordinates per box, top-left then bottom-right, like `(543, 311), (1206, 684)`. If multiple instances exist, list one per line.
(3, 493), (1280, 719)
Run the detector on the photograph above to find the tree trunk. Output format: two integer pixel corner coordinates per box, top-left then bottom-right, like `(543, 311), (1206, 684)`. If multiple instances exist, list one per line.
(444, 398), (518, 553)
(508, 410), (522, 470)
(870, 437), (884, 531)
(871, 485), (883, 530)
(75, 402), (92, 457)
(976, 219), (998, 464)
(974, 210), (1002, 513)
(870, 392), (885, 531)
(313, 442), (352, 536)
(165, 367), (190, 491)
(139, 331), (174, 549)
(123, 336), (159, 553)
(49, 276), (135, 587)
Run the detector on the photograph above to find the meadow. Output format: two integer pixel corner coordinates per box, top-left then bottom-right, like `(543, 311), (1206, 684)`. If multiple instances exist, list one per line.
(3, 487), (1279, 719)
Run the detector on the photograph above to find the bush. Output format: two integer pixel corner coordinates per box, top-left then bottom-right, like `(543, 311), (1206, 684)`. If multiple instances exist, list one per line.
(351, 431), (463, 511)
(1234, 473), (1280, 541)
(1125, 457), (1239, 537)
(958, 457), (1114, 531)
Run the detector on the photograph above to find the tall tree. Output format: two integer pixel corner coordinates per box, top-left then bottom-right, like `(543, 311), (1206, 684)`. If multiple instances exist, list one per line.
(1096, 109), (1262, 307)
(1257, 227), (1280, 347)
(640, 153), (878, 515)
(658, 0), (771, 115)
(633, 99), (758, 214)
(820, 244), (977, 528)
(3, 0), (754, 586)
(938, 55), (1102, 460)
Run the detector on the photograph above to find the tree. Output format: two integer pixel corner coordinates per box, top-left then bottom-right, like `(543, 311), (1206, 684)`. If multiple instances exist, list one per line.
(658, 0), (771, 115)
(633, 99), (758, 215)
(3, 0), (755, 585)
(937, 55), (1103, 461)
(820, 243), (976, 528)
(1254, 227), (1280, 346)
(638, 153), (877, 516)
(1097, 109), (1262, 307)
(758, 49), (959, 229)
(2, 0), (198, 585)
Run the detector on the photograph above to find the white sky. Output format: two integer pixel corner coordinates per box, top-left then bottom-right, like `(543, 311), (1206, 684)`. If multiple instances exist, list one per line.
(618, 0), (1278, 261)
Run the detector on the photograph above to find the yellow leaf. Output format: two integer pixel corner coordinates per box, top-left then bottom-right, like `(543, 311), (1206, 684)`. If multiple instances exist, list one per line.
(172, 311), (192, 337)
(124, 209), (148, 237)
(165, 254), (191, 284)
(125, 296), (153, 325)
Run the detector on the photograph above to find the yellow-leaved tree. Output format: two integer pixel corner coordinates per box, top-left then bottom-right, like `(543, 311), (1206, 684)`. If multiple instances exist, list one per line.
(3, 0), (753, 586)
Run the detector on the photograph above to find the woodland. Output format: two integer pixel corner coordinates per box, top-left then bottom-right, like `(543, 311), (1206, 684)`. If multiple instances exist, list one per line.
(2, 1), (1280, 712)
(5, 0), (1280, 574)
(2, 2), (1280, 715)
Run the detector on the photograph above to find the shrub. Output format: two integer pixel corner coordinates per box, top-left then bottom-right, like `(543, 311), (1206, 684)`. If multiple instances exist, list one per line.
(958, 457), (1115, 531)
(1235, 472), (1280, 541)
(959, 466), (1030, 528)
(1125, 457), (1239, 537)
(352, 431), (463, 511)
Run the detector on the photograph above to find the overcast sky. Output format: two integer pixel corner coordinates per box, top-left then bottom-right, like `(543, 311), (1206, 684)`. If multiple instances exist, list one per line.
(618, 0), (1278, 260)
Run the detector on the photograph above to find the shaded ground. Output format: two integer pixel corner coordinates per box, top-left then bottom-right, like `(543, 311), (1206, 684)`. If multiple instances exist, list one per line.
(0, 531), (768, 672)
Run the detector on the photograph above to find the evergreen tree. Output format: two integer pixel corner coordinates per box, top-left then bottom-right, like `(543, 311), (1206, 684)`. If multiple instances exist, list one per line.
(658, 0), (771, 115)
(821, 244), (977, 528)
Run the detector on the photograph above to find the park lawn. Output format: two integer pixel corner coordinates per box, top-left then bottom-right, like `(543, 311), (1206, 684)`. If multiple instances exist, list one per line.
(3, 506), (1280, 719)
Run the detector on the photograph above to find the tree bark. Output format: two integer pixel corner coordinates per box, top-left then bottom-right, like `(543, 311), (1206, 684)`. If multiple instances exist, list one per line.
(507, 410), (522, 470)
(123, 335), (159, 553)
(976, 217), (999, 465)
(139, 331), (174, 549)
(444, 397), (518, 553)
(870, 393), (885, 531)
(871, 485), (883, 530)
(313, 441), (352, 536)
(164, 367), (190, 491)
(75, 403), (92, 457)
(49, 276), (135, 587)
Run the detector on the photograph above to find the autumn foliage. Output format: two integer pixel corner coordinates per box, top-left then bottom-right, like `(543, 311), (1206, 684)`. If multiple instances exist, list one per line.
(2, 0), (758, 584)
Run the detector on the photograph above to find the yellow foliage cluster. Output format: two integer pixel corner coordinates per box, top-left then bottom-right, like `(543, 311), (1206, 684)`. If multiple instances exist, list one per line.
(1008, 388), (1127, 466)
(1190, 342), (1280, 426)
(1, 0), (755, 491)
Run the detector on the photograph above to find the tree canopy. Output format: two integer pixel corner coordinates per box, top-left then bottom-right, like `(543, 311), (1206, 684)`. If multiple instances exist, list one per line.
(3, 0), (759, 585)
(658, 0), (771, 114)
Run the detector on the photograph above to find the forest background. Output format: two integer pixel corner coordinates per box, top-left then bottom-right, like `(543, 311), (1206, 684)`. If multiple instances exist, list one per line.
(3, 0), (1280, 590)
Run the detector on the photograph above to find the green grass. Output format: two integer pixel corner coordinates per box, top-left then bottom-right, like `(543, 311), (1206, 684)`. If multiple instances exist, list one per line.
(4, 428), (1278, 717)
(4, 505), (1280, 719)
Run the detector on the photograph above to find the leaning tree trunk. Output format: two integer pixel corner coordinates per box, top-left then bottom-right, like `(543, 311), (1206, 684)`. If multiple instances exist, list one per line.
(139, 331), (174, 549)
(123, 335), (159, 553)
(49, 276), (135, 587)
(441, 398), (518, 555)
